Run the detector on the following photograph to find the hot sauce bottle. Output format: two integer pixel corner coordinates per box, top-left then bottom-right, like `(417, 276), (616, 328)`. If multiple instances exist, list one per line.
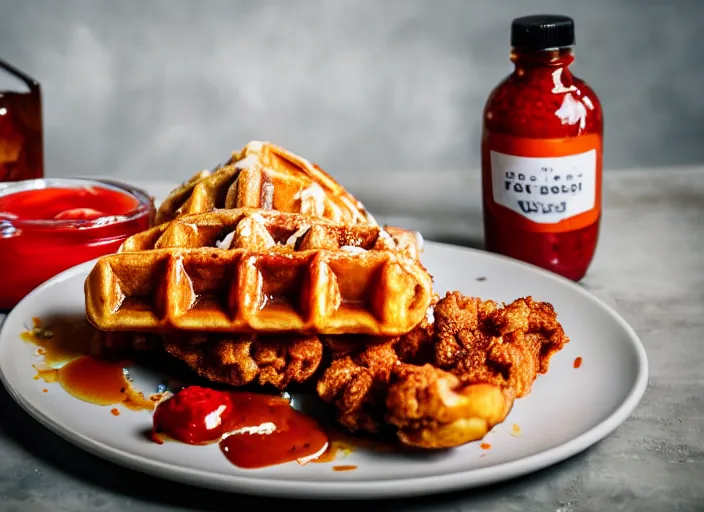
(481, 15), (603, 281)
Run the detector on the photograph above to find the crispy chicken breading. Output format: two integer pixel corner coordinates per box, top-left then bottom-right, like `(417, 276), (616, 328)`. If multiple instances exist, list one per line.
(432, 292), (568, 398)
(163, 333), (323, 390)
(315, 291), (569, 448)
(316, 338), (398, 433)
(102, 291), (567, 449)
(315, 301), (438, 433)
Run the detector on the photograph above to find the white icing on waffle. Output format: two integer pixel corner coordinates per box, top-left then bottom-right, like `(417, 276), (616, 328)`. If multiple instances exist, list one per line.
(246, 140), (265, 152)
(249, 213), (266, 225)
(234, 154), (259, 171)
(425, 305), (435, 325)
(215, 231), (235, 250)
(285, 224), (311, 248)
(295, 183), (326, 215)
(340, 245), (367, 254)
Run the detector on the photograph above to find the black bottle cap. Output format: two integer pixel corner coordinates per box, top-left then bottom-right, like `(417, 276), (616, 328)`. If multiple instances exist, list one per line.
(511, 15), (575, 51)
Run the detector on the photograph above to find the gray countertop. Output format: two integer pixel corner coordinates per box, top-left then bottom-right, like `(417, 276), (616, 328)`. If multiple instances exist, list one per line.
(1, 168), (703, 512)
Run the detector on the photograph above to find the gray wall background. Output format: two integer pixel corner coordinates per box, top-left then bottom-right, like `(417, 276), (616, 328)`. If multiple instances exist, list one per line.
(1, 0), (703, 183)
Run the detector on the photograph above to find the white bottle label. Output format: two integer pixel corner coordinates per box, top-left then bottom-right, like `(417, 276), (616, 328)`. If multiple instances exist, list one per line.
(490, 149), (597, 224)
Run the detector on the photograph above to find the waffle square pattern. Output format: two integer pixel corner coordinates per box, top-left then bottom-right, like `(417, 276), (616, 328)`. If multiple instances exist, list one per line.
(156, 141), (377, 226)
(85, 209), (433, 336)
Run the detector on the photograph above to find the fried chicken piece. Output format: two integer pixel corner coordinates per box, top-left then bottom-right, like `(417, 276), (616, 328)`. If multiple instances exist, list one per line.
(315, 299), (438, 433)
(386, 364), (514, 449)
(316, 337), (398, 433)
(432, 292), (569, 398)
(316, 291), (569, 449)
(394, 295), (438, 365)
(163, 333), (323, 390)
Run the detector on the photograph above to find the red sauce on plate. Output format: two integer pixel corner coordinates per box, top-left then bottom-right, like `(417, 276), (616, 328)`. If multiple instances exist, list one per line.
(0, 180), (153, 309)
(573, 356), (583, 369)
(332, 465), (358, 472)
(22, 317), (400, 470)
(151, 386), (330, 469)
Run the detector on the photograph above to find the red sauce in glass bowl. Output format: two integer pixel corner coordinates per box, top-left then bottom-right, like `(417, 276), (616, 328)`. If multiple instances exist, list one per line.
(0, 178), (154, 309)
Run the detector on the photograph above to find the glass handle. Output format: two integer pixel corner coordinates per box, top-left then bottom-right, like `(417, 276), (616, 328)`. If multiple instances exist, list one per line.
(0, 58), (41, 95)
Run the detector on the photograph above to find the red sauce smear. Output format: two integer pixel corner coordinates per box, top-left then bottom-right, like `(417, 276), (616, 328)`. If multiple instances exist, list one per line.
(573, 356), (583, 369)
(22, 318), (379, 469)
(152, 386), (329, 469)
(480, 442), (492, 450)
(0, 185), (152, 309)
(332, 465), (358, 472)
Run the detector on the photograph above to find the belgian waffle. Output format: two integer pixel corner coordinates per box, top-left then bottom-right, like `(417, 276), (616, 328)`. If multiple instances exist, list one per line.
(85, 210), (433, 336)
(155, 141), (376, 226)
(120, 208), (420, 259)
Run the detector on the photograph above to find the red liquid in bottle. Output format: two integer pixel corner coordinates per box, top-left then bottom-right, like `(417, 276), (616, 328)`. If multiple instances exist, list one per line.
(481, 15), (603, 281)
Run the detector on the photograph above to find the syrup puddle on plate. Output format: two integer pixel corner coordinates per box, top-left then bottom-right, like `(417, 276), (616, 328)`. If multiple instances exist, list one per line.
(19, 316), (409, 471)
(23, 317), (159, 411)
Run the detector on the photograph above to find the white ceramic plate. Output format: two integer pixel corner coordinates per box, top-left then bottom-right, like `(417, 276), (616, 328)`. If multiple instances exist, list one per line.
(0, 242), (648, 499)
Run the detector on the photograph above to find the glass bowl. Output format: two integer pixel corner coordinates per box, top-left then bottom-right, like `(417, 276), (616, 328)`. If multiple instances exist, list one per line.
(0, 178), (155, 309)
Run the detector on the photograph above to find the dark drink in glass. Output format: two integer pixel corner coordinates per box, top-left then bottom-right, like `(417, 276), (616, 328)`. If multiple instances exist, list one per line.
(0, 58), (43, 182)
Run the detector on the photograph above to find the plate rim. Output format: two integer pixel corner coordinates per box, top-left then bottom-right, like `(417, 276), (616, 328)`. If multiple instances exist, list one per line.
(0, 243), (649, 499)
